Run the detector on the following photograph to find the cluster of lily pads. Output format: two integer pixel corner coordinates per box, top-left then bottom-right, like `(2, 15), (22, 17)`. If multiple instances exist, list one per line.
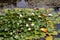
(0, 8), (58, 40)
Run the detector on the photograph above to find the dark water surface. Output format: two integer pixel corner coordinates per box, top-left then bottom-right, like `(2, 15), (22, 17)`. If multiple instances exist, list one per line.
(56, 24), (60, 38)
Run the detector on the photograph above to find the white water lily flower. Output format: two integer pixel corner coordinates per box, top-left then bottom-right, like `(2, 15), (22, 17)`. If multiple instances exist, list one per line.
(32, 13), (35, 15)
(10, 32), (13, 35)
(31, 23), (34, 26)
(20, 14), (23, 17)
(28, 28), (31, 30)
(26, 24), (29, 27)
(48, 14), (53, 16)
(38, 15), (41, 17)
(28, 18), (32, 21)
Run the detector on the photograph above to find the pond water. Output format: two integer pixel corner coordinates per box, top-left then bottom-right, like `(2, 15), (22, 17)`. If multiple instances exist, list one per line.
(16, 0), (28, 8)
(56, 24), (60, 38)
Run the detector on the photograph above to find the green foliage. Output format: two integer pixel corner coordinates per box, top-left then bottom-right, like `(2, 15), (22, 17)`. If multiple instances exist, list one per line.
(54, 38), (60, 40)
(47, 12), (60, 24)
(0, 8), (56, 40)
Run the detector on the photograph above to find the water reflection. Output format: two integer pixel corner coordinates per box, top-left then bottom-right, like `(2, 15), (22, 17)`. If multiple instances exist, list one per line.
(17, 0), (28, 8)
